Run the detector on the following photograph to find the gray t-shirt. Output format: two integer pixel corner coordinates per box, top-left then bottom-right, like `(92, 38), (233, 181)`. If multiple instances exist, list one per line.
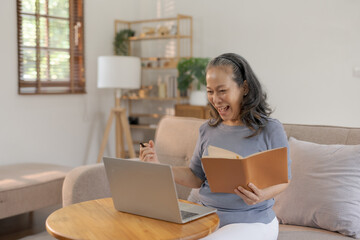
(189, 118), (292, 227)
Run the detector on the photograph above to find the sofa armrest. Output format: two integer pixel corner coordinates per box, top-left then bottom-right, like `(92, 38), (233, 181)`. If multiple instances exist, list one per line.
(62, 163), (111, 207)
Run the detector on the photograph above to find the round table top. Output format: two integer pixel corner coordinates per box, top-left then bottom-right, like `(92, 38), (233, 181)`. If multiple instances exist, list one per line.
(46, 198), (219, 240)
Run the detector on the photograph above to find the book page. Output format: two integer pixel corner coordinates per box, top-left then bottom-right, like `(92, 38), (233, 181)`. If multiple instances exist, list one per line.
(203, 145), (243, 159)
(245, 147), (284, 158)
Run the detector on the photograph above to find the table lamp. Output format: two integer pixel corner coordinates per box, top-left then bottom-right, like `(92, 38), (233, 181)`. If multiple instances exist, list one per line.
(97, 56), (141, 163)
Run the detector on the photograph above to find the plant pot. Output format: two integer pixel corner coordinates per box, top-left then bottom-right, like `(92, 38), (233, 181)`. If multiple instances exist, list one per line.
(189, 90), (208, 106)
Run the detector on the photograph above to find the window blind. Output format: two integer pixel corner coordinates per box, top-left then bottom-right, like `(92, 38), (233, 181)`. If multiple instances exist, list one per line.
(17, 0), (85, 94)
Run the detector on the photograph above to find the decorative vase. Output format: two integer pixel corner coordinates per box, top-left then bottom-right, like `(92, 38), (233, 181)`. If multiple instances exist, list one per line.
(189, 90), (207, 106)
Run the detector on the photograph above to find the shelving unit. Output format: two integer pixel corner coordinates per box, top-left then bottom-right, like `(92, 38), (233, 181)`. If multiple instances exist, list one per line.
(114, 14), (192, 149)
(115, 14), (192, 67)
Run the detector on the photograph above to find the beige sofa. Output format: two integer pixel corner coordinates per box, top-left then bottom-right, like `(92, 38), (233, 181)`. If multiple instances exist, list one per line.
(0, 163), (71, 219)
(63, 116), (360, 240)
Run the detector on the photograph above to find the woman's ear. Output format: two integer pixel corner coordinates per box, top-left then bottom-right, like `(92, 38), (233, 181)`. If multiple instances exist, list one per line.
(243, 80), (249, 96)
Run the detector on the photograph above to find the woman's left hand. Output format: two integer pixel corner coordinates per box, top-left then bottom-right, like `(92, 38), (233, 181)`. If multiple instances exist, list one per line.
(234, 183), (264, 205)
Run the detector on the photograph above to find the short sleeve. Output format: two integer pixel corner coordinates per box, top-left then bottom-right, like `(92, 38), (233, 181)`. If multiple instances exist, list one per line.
(267, 120), (292, 180)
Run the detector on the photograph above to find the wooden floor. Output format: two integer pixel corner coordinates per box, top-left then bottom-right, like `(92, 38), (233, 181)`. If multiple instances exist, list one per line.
(0, 205), (60, 240)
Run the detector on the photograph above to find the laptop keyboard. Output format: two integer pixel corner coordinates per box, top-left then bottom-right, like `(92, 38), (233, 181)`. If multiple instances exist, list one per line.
(181, 210), (199, 219)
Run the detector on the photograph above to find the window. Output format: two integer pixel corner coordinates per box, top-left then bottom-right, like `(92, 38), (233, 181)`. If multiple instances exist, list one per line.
(17, 0), (85, 94)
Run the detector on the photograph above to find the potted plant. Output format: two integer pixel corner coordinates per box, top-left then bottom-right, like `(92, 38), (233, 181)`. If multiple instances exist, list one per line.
(177, 57), (210, 106)
(113, 29), (135, 55)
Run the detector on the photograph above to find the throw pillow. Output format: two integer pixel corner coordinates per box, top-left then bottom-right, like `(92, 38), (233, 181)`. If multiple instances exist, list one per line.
(273, 137), (360, 239)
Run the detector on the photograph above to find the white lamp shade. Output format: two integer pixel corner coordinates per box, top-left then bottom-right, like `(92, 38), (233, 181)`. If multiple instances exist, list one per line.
(97, 56), (141, 89)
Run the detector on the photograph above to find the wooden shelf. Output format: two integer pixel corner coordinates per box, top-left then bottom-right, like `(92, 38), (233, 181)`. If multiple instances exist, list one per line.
(123, 96), (188, 101)
(140, 57), (178, 61)
(142, 67), (177, 70)
(130, 124), (157, 130)
(129, 35), (191, 41)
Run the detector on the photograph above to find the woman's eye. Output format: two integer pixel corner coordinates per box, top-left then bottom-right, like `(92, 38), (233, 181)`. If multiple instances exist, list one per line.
(219, 89), (226, 93)
(207, 91), (213, 94)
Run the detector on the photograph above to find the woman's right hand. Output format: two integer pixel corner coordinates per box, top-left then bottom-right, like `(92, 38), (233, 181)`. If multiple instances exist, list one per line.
(139, 140), (160, 164)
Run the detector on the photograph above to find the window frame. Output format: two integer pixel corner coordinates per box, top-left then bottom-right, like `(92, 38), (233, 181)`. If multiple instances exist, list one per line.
(17, 0), (86, 95)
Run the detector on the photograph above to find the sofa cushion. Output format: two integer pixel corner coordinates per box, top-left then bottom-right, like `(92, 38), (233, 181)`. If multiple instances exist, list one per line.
(0, 163), (71, 219)
(278, 225), (356, 240)
(274, 137), (360, 239)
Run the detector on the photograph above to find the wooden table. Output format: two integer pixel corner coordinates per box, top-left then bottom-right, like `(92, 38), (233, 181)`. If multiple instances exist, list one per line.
(46, 198), (219, 240)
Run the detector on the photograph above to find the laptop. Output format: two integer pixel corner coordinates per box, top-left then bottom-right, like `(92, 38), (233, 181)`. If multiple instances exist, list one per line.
(103, 157), (217, 224)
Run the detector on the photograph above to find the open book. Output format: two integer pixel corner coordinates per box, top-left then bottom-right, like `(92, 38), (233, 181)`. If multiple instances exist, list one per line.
(201, 146), (288, 193)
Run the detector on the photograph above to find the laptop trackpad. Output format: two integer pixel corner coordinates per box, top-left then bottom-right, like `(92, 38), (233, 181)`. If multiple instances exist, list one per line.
(178, 201), (215, 221)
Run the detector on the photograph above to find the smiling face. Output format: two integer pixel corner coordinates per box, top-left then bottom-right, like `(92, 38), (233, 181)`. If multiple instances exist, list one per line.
(206, 66), (248, 126)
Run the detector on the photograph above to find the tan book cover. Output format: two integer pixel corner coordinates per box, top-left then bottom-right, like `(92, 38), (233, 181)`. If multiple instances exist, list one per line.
(201, 146), (289, 193)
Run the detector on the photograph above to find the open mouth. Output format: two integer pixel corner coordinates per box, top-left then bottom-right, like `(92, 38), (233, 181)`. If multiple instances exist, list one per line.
(217, 106), (230, 115)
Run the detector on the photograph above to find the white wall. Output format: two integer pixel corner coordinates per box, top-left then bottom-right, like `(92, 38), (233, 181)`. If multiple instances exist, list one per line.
(139, 0), (360, 127)
(0, 0), (139, 166)
(0, 0), (359, 166)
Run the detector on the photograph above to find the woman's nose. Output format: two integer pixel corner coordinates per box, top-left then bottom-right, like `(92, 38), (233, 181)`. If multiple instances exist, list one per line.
(211, 93), (222, 104)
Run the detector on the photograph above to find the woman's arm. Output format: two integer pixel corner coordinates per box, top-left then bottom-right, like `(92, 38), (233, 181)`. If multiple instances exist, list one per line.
(172, 166), (203, 188)
(140, 140), (203, 189)
(234, 181), (290, 205)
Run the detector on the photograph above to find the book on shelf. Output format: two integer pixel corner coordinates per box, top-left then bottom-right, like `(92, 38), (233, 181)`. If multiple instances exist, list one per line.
(165, 75), (178, 98)
(201, 146), (288, 193)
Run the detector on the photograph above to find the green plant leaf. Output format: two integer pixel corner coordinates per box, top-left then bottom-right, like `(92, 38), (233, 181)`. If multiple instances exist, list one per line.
(176, 57), (210, 91)
(113, 29), (135, 56)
